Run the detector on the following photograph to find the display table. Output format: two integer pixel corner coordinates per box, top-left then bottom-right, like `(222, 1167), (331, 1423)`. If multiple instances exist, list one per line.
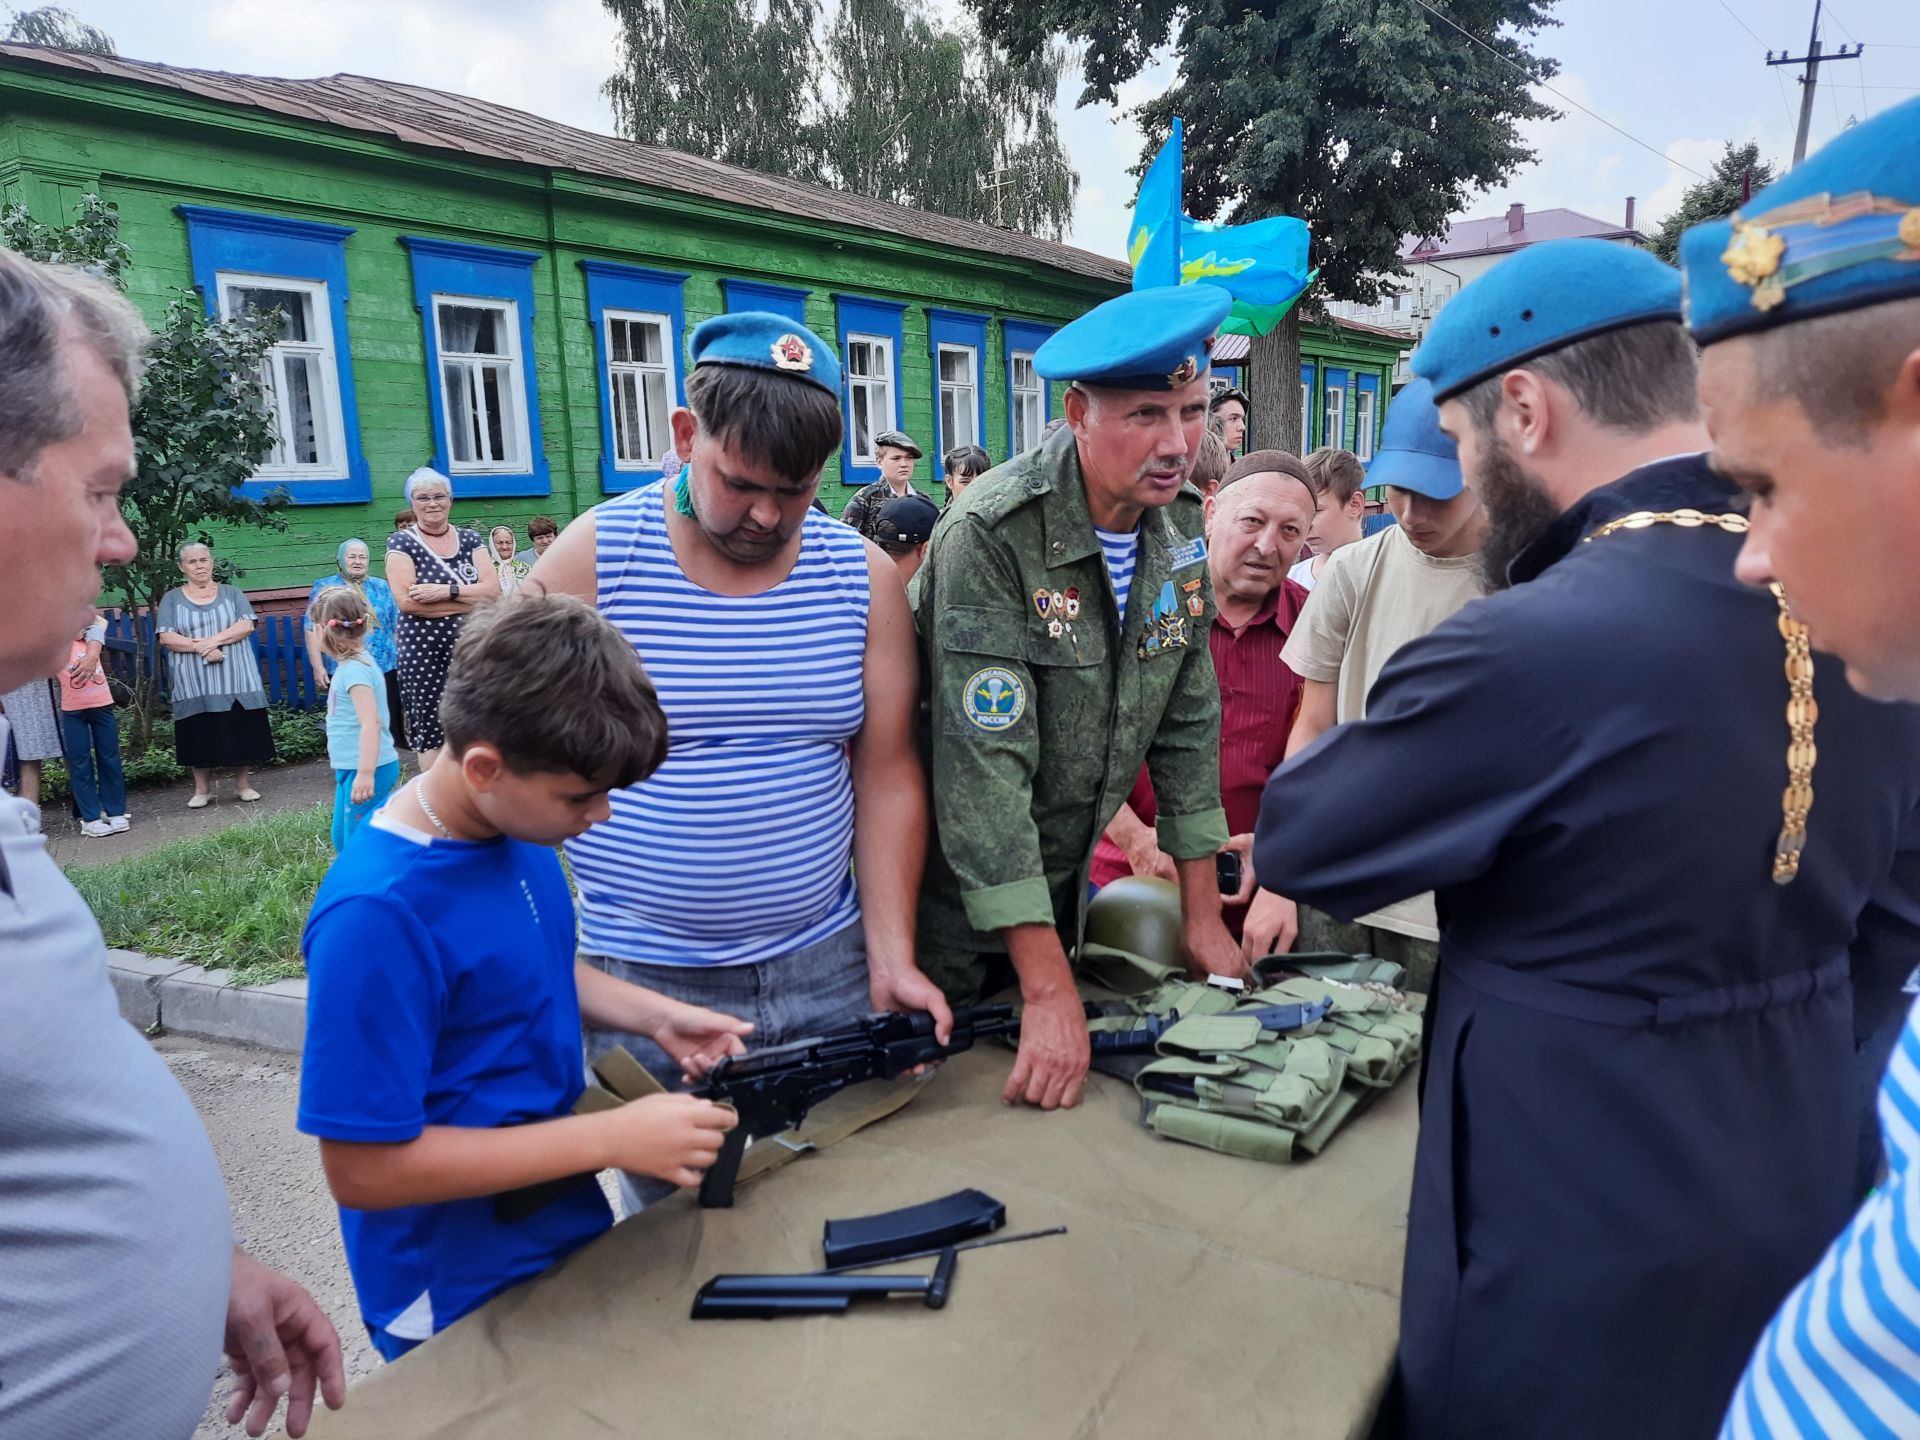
(297, 1047), (1417, 1440)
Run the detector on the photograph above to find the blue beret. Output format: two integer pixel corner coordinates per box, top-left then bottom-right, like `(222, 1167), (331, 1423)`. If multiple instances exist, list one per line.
(1035, 284), (1232, 390)
(1683, 96), (1920, 344)
(1410, 239), (1682, 401)
(1367, 378), (1462, 501)
(689, 311), (841, 396)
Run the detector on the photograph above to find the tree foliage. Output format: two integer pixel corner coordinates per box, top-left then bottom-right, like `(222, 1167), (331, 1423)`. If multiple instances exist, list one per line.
(1646, 140), (1777, 265)
(602, 0), (1079, 238)
(964, 0), (1560, 448)
(0, 195), (287, 741)
(3, 4), (117, 53)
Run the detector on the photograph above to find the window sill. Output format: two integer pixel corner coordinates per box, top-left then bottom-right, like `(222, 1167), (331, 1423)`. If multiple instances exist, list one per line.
(235, 474), (371, 506)
(435, 468), (551, 498)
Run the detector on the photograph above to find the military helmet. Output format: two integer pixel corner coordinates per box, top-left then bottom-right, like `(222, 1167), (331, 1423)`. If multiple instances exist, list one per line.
(1084, 876), (1184, 969)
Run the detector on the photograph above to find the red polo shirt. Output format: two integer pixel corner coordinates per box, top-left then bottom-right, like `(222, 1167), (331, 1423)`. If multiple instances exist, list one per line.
(1089, 578), (1310, 927)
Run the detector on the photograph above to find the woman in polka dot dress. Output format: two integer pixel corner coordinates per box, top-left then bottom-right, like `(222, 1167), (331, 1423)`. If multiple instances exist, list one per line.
(385, 468), (499, 768)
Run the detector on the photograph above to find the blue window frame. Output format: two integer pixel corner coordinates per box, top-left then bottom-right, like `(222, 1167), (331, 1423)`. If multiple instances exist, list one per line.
(1324, 365), (1351, 451)
(1002, 319), (1055, 458)
(834, 294), (907, 487)
(721, 278), (810, 325)
(1299, 362), (1317, 453)
(927, 308), (987, 462)
(582, 261), (689, 494)
(178, 205), (369, 505)
(1354, 373), (1381, 463)
(401, 236), (550, 498)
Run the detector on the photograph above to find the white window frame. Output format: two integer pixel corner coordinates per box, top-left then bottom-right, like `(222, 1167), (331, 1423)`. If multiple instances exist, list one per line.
(845, 331), (896, 468)
(1010, 349), (1043, 454)
(1354, 388), (1377, 463)
(432, 294), (532, 475)
(1300, 381), (1312, 453)
(937, 342), (980, 451)
(602, 307), (676, 472)
(1325, 385), (1348, 452)
(215, 272), (348, 481)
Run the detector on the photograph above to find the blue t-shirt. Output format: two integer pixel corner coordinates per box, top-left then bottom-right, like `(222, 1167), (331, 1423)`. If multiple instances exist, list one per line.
(325, 655), (399, 771)
(298, 809), (611, 1348)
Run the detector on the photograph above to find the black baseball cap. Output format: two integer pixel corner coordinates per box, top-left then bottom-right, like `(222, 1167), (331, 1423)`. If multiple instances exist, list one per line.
(872, 492), (940, 549)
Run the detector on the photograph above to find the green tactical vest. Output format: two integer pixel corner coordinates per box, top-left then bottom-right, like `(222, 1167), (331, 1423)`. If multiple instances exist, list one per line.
(1076, 946), (1425, 1164)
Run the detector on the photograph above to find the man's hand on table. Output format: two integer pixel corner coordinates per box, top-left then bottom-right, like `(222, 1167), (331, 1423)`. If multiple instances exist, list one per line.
(1003, 989), (1090, 1110)
(223, 1249), (347, 1439)
(1181, 913), (1253, 985)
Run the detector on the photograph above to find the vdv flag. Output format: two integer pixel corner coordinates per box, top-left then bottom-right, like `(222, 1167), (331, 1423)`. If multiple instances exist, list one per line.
(1128, 119), (1183, 289)
(1180, 214), (1312, 306)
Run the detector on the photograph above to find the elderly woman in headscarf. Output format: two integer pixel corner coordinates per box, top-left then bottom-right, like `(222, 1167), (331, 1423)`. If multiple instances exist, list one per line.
(306, 536), (407, 751)
(157, 540), (276, 808)
(384, 468), (498, 770)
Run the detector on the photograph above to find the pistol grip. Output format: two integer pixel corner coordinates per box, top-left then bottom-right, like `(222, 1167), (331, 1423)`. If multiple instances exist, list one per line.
(700, 1122), (748, 1209)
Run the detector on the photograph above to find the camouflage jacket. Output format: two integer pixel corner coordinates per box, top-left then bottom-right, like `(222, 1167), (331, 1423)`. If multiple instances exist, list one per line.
(913, 429), (1228, 956)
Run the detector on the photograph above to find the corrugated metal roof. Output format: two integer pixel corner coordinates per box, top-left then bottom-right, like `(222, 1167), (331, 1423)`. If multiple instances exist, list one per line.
(0, 43), (1131, 287)
(1402, 206), (1641, 262)
(1211, 316), (1409, 365)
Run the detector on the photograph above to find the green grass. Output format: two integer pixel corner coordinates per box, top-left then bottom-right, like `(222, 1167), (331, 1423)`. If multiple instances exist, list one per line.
(70, 803), (334, 985)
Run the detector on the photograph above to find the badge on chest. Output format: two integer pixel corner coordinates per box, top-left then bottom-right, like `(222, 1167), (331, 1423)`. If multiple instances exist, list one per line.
(1138, 580), (1191, 659)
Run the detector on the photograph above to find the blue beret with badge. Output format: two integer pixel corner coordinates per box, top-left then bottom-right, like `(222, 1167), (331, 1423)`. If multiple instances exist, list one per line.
(1682, 96), (1920, 344)
(1367, 378), (1463, 501)
(688, 310), (842, 397)
(1410, 238), (1683, 401)
(1034, 284), (1232, 390)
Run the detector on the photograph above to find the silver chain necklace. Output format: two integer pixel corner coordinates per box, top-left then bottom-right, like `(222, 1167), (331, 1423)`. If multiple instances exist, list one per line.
(413, 778), (455, 840)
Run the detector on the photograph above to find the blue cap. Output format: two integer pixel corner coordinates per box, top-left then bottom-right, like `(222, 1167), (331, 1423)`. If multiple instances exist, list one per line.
(689, 311), (841, 396)
(1682, 97), (1920, 344)
(1034, 284), (1232, 390)
(1410, 238), (1683, 401)
(1367, 378), (1462, 500)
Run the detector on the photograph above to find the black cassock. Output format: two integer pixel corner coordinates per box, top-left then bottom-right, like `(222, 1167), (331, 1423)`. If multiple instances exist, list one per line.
(1254, 457), (1920, 1440)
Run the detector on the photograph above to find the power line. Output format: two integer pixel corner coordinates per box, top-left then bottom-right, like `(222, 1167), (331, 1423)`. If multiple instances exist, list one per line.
(1710, 0), (1800, 133)
(1406, 0), (1713, 181)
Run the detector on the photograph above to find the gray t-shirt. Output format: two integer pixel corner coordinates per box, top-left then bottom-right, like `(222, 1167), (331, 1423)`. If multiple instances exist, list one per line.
(0, 720), (232, 1439)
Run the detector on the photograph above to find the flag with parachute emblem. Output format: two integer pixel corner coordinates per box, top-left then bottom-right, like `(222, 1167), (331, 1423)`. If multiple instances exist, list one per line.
(1128, 119), (1184, 290)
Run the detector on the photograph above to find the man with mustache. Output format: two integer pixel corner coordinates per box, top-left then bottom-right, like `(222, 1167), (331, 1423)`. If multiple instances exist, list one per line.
(914, 284), (1243, 1112)
(1251, 238), (1920, 1440)
(532, 312), (950, 1209)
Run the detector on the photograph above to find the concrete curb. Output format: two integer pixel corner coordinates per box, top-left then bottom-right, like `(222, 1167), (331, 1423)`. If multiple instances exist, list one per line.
(109, 948), (306, 1053)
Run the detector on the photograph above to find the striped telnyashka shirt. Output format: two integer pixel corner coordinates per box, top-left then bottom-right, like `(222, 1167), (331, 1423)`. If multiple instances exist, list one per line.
(1721, 997), (1920, 1439)
(1095, 525), (1139, 627)
(565, 481), (870, 966)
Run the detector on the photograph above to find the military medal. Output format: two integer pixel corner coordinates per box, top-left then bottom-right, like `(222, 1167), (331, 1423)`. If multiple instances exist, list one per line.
(1048, 618), (1064, 639)
(1033, 588), (1052, 617)
(1182, 578), (1203, 593)
(1064, 587), (1080, 619)
(1187, 595), (1205, 616)
(1051, 590), (1066, 614)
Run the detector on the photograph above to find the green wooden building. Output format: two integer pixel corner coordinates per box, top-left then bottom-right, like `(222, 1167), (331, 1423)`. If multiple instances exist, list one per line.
(0, 42), (1404, 602)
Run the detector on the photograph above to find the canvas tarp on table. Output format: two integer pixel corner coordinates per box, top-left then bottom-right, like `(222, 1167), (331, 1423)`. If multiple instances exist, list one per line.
(292, 1046), (1416, 1440)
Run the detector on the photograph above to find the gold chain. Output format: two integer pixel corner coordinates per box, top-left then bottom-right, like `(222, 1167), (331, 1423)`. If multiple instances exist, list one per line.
(1583, 509), (1813, 885)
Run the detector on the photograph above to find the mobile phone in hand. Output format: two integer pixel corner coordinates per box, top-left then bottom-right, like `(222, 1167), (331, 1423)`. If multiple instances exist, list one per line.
(1216, 850), (1243, 896)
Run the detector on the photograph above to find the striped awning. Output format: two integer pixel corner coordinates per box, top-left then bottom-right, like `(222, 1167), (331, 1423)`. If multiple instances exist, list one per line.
(1212, 334), (1250, 363)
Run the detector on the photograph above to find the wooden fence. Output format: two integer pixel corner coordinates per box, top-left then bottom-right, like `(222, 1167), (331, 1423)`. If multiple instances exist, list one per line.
(101, 608), (324, 711)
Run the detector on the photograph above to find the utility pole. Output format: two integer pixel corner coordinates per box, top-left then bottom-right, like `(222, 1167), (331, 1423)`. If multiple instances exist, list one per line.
(1768, 0), (1865, 167)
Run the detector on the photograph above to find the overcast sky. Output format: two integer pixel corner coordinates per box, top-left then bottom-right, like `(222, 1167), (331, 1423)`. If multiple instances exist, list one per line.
(53, 0), (1920, 261)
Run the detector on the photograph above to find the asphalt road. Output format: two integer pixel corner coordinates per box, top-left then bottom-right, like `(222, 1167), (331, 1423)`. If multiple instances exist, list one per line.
(153, 1034), (378, 1440)
(47, 758), (337, 870)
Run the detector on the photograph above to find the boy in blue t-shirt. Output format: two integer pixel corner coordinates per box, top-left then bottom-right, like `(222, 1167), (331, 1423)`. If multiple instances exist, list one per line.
(299, 594), (748, 1361)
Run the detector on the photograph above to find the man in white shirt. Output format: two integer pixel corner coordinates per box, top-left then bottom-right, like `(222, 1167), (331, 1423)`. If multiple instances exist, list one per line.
(0, 251), (344, 1438)
(1266, 379), (1484, 988)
